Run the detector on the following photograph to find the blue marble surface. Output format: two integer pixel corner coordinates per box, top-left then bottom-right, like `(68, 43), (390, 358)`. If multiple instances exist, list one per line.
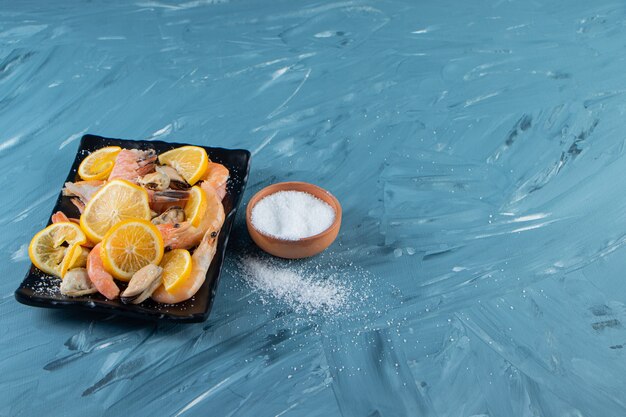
(2, 0), (626, 415)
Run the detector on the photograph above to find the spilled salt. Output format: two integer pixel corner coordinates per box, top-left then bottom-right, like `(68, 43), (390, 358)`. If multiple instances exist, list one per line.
(250, 190), (335, 240)
(240, 256), (350, 314)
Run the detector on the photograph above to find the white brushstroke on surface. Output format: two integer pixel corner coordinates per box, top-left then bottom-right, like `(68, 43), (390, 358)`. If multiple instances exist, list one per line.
(0, 136), (21, 153)
(59, 129), (88, 150)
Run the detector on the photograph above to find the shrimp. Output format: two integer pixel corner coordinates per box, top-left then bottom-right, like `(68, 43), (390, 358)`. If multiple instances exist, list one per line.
(51, 211), (70, 223)
(156, 186), (225, 250)
(109, 149), (157, 182)
(51, 211), (80, 224)
(151, 228), (220, 304)
(63, 180), (104, 213)
(86, 243), (120, 299)
(200, 162), (229, 201)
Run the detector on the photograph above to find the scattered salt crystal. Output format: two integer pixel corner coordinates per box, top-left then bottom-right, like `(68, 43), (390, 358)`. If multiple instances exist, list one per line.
(30, 275), (62, 297)
(240, 256), (350, 314)
(250, 190), (335, 240)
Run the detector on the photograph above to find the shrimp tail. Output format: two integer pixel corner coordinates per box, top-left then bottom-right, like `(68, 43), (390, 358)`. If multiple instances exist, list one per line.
(51, 211), (70, 223)
(51, 211), (81, 225)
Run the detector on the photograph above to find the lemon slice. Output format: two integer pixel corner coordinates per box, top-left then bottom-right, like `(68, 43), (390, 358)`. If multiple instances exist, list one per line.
(184, 186), (208, 227)
(158, 146), (209, 185)
(101, 219), (164, 281)
(160, 249), (193, 293)
(80, 179), (151, 242)
(29, 222), (87, 278)
(78, 146), (121, 181)
(68, 246), (90, 270)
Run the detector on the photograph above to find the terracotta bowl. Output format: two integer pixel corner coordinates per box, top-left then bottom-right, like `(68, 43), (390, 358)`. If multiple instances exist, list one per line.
(246, 181), (342, 259)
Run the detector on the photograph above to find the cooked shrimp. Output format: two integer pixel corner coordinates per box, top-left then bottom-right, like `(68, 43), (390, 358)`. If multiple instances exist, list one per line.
(156, 186), (225, 250)
(200, 162), (229, 200)
(156, 222), (194, 249)
(109, 149), (157, 182)
(86, 243), (120, 299)
(151, 228), (220, 304)
(63, 180), (104, 205)
(51, 211), (70, 223)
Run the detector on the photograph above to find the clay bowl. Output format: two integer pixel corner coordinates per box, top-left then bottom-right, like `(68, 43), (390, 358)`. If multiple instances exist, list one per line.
(246, 181), (342, 259)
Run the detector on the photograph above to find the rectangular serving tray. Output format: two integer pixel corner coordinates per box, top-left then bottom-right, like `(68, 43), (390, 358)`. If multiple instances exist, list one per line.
(14, 134), (251, 322)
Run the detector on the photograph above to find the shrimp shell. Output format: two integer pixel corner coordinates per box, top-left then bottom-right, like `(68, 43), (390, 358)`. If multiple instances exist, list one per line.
(109, 149), (157, 182)
(86, 243), (120, 299)
(156, 186), (224, 250)
(200, 162), (229, 201)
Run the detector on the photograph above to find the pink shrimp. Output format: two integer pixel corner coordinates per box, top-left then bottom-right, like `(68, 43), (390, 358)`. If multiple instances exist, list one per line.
(156, 186), (225, 250)
(109, 149), (157, 182)
(51, 211), (80, 224)
(86, 243), (120, 299)
(51, 211), (70, 223)
(151, 228), (220, 304)
(200, 162), (229, 201)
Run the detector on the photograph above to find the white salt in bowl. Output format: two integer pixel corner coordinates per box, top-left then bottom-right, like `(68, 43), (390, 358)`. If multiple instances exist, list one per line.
(246, 181), (342, 259)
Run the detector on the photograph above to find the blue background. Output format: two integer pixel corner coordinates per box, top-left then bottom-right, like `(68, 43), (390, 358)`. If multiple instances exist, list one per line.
(2, 0), (626, 415)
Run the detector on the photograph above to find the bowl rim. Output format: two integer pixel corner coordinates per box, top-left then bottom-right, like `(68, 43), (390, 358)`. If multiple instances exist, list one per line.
(246, 181), (342, 243)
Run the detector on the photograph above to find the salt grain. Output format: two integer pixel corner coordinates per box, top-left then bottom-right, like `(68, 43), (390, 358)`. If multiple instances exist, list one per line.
(240, 256), (350, 314)
(251, 190), (335, 240)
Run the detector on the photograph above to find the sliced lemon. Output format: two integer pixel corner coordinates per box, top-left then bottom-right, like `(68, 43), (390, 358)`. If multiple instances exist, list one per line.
(28, 222), (87, 278)
(68, 246), (90, 270)
(184, 186), (208, 227)
(78, 146), (121, 181)
(160, 249), (193, 293)
(101, 219), (164, 281)
(80, 179), (151, 242)
(158, 146), (209, 185)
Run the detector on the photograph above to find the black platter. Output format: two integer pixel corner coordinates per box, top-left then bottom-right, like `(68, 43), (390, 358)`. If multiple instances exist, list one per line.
(14, 134), (251, 322)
